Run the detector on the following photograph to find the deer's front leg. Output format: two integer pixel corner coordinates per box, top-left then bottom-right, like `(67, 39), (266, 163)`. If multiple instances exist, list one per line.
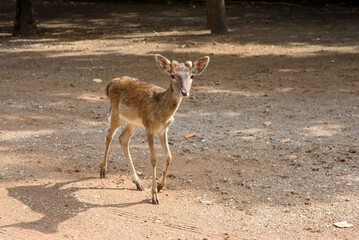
(157, 129), (172, 192)
(146, 130), (159, 205)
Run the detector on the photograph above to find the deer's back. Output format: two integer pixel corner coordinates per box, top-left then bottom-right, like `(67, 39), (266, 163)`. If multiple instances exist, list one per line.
(107, 76), (164, 104)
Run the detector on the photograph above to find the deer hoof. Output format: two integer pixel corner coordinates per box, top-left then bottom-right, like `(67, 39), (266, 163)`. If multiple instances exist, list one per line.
(152, 195), (159, 205)
(133, 180), (144, 191)
(100, 165), (106, 178)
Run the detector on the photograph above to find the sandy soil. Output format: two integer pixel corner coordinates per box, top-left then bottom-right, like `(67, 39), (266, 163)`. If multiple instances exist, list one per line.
(0, 1), (359, 239)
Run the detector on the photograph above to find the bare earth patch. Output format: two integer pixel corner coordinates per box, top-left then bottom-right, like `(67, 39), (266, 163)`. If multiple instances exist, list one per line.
(0, 2), (359, 239)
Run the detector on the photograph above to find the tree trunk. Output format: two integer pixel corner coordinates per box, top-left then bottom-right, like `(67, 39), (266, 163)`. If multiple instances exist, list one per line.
(210, 0), (228, 35)
(13, 0), (38, 36)
(206, 0), (211, 30)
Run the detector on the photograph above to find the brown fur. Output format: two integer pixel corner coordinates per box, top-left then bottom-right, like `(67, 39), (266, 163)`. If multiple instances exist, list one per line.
(106, 77), (181, 131)
(100, 54), (210, 205)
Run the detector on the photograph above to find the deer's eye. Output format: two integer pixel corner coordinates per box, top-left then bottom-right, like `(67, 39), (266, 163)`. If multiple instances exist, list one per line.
(171, 74), (175, 79)
(190, 74), (194, 79)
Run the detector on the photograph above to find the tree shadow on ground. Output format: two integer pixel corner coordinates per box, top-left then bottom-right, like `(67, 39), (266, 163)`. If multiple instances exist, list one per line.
(1, 178), (148, 234)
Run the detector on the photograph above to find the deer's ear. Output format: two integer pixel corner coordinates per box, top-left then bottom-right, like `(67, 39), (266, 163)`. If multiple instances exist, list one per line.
(155, 54), (171, 74)
(193, 56), (210, 75)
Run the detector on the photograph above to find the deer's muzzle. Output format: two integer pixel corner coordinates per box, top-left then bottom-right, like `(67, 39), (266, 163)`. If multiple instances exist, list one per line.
(180, 89), (188, 97)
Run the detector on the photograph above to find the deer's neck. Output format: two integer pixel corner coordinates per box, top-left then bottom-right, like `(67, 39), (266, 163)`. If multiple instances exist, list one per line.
(158, 83), (182, 118)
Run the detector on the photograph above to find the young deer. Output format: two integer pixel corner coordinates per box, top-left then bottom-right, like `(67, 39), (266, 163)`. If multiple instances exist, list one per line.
(100, 54), (210, 204)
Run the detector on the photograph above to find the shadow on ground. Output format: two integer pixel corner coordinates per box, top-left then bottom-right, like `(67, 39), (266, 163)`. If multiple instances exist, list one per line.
(1, 178), (148, 233)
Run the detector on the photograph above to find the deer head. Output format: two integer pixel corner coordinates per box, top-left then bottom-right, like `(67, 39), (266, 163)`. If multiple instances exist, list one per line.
(155, 54), (210, 97)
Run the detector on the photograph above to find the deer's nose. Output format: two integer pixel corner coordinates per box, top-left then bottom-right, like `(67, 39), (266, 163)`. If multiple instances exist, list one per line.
(180, 89), (188, 97)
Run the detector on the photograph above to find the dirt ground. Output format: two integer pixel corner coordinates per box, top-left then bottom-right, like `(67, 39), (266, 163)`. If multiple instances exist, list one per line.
(0, 1), (359, 239)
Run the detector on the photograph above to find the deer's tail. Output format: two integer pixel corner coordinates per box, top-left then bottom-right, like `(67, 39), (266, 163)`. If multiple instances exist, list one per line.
(106, 83), (112, 118)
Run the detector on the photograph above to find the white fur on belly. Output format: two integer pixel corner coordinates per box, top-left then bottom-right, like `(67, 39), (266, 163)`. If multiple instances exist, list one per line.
(120, 114), (145, 128)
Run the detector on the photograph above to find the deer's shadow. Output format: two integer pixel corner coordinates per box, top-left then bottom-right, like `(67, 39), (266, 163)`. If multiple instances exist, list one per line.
(1, 177), (148, 234)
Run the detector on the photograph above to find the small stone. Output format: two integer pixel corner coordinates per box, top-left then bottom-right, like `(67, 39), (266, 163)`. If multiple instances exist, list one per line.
(349, 147), (357, 153)
(263, 121), (272, 127)
(305, 196), (311, 201)
(199, 200), (214, 205)
(182, 148), (191, 153)
(334, 221), (354, 228)
(280, 138), (291, 143)
(92, 78), (102, 83)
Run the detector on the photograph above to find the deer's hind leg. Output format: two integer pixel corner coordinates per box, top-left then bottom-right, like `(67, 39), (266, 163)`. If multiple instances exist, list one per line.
(101, 107), (122, 178)
(119, 124), (143, 191)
